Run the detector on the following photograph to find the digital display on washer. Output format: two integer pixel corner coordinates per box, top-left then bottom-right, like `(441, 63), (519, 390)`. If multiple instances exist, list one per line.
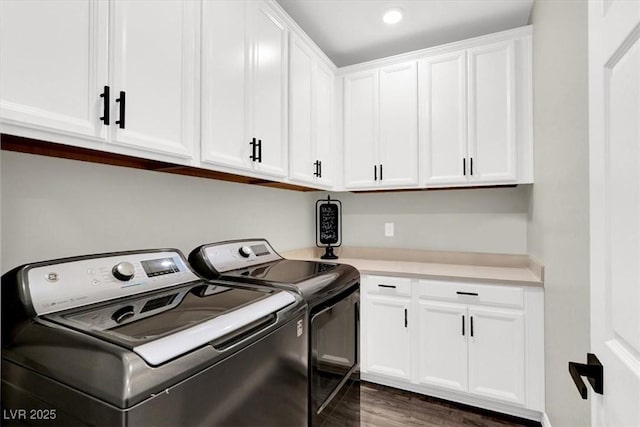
(141, 258), (180, 277)
(251, 244), (270, 257)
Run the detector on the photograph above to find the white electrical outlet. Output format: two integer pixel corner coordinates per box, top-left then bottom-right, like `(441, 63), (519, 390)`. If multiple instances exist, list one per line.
(385, 223), (394, 237)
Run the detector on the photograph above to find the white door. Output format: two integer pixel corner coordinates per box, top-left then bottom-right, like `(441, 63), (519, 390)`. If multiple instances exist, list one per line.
(415, 300), (468, 392)
(467, 41), (518, 183)
(110, 0), (196, 161)
(0, 0), (108, 143)
(313, 62), (336, 188)
(420, 52), (468, 185)
(467, 307), (525, 405)
(250, 1), (287, 178)
(343, 70), (379, 189)
(589, 0), (640, 425)
(364, 295), (411, 380)
(378, 61), (419, 188)
(201, 0), (251, 171)
(289, 36), (314, 184)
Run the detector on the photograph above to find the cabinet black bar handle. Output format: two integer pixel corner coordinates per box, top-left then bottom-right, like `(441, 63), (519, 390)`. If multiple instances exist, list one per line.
(404, 308), (408, 328)
(99, 85), (110, 125)
(463, 158), (466, 175)
(318, 160), (322, 178)
(462, 315), (465, 336)
(377, 284), (396, 289)
(456, 291), (479, 296)
(380, 164), (383, 180)
(568, 353), (604, 399)
(470, 316), (474, 337)
(374, 165), (377, 181)
(470, 157), (474, 175)
(115, 91), (125, 129)
(313, 160), (319, 177)
(257, 139), (262, 163)
(249, 138), (257, 161)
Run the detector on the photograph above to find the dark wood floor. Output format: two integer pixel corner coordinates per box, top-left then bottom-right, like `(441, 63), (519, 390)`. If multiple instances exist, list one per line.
(321, 381), (541, 427)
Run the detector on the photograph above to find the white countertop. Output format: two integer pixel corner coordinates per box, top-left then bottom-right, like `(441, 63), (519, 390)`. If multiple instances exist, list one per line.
(282, 247), (544, 287)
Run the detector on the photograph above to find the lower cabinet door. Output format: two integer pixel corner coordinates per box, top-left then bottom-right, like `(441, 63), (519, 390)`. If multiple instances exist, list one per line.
(467, 306), (525, 404)
(416, 300), (468, 392)
(364, 295), (411, 380)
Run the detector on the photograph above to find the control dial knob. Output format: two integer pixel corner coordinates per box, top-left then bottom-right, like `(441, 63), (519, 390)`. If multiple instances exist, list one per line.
(112, 305), (135, 324)
(238, 246), (252, 258)
(112, 261), (135, 281)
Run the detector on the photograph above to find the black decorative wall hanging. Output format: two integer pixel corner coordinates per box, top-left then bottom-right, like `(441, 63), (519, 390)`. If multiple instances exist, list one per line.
(316, 196), (342, 259)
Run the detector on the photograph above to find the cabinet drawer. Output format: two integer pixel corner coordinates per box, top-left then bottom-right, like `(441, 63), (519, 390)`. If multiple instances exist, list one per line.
(365, 276), (412, 297)
(416, 280), (523, 308)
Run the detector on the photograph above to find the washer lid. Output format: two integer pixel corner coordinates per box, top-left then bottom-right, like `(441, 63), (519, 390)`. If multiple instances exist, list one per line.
(46, 282), (296, 365)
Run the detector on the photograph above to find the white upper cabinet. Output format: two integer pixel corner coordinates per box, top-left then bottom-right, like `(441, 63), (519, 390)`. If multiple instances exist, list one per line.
(420, 33), (531, 188)
(0, 0), (108, 143)
(467, 41), (517, 183)
(343, 61), (419, 190)
(421, 51), (468, 185)
(109, 0), (197, 160)
(344, 70), (378, 189)
(289, 34), (336, 188)
(201, 0), (287, 179)
(378, 62), (419, 188)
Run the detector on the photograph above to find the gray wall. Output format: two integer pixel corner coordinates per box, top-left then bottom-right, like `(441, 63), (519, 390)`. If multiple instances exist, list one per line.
(330, 186), (529, 254)
(1, 151), (315, 273)
(528, 1), (590, 426)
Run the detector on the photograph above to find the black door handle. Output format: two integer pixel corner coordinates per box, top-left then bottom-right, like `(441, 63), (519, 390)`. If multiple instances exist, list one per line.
(249, 138), (257, 161)
(462, 315), (465, 336)
(318, 160), (322, 178)
(470, 316), (474, 337)
(456, 291), (479, 296)
(99, 85), (110, 125)
(404, 308), (407, 328)
(374, 165), (377, 181)
(463, 158), (466, 175)
(257, 139), (262, 163)
(569, 353), (603, 399)
(380, 164), (383, 181)
(313, 160), (320, 177)
(377, 284), (396, 289)
(470, 157), (474, 175)
(115, 91), (126, 129)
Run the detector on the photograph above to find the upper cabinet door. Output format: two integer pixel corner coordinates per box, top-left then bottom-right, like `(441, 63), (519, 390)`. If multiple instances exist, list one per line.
(110, 0), (197, 160)
(421, 52), (468, 185)
(378, 61), (419, 188)
(250, 1), (288, 178)
(313, 62), (336, 188)
(0, 0), (108, 143)
(201, 0), (250, 171)
(344, 70), (378, 189)
(467, 41), (517, 183)
(289, 35), (314, 184)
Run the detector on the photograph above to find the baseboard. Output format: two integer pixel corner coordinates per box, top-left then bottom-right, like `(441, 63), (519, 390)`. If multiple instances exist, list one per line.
(541, 412), (552, 427)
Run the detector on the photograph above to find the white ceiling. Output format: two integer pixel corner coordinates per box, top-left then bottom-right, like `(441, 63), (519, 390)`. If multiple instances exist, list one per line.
(276, 0), (534, 67)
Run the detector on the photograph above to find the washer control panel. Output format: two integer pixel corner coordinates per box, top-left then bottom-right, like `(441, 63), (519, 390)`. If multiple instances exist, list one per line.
(24, 250), (199, 315)
(202, 239), (282, 273)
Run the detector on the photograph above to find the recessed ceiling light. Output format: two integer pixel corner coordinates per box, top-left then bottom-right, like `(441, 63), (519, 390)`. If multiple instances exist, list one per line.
(383, 8), (403, 25)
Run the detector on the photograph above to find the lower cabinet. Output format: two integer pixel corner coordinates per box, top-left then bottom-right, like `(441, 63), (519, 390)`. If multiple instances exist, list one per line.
(361, 275), (544, 419)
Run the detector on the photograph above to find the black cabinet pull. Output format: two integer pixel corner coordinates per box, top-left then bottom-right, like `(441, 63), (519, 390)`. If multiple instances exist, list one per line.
(463, 158), (466, 175)
(257, 139), (262, 163)
(313, 160), (320, 177)
(456, 291), (479, 296)
(462, 315), (465, 336)
(377, 284), (396, 289)
(374, 165), (377, 181)
(99, 85), (110, 125)
(318, 160), (322, 178)
(470, 316), (474, 337)
(115, 91), (126, 129)
(380, 164), (383, 180)
(249, 138), (257, 161)
(569, 353), (604, 399)
(470, 157), (474, 175)
(404, 308), (408, 328)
